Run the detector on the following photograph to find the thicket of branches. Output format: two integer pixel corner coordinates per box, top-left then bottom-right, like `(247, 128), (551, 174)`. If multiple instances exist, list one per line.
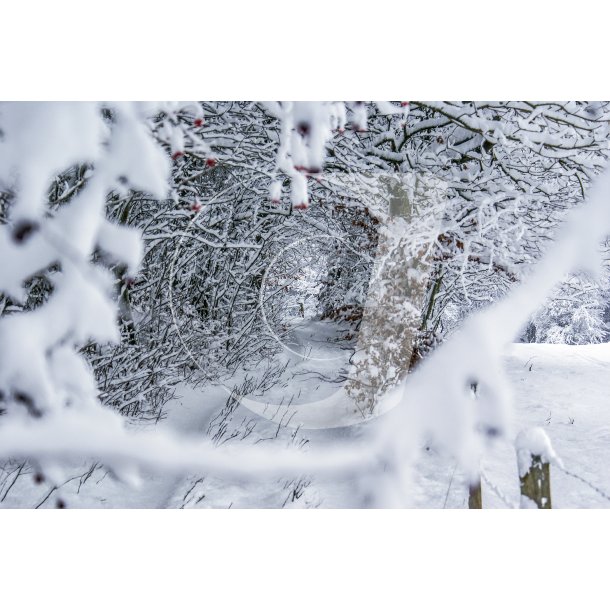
(1, 101), (610, 506)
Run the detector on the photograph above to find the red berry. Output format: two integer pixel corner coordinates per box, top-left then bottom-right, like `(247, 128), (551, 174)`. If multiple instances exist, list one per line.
(12, 220), (39, 244)
(194, 118), (204, 127)
(206, 157), (217, 168)
(172, 151), (184, 161)
(401, 101), (410, 107)
(296, 121), (310, 137)
(191, 201), (202, 212)
(33, 472), (45, 485)
(293, 202), (308, 211)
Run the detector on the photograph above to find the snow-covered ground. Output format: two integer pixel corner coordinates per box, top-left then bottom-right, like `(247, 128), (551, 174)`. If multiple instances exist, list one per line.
(2, 321), (610, 508)
(415, 342), (610, 508)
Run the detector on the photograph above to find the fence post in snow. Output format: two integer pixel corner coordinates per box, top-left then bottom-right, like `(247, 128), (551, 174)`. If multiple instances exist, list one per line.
(515, 428), (557, 509)
(468, 479), (482, 509)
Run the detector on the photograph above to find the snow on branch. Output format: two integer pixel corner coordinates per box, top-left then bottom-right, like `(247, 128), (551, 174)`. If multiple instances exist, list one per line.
(0, 410), (377, 480)
(376, 164), (610, 481)
(2, 102), (610, 506)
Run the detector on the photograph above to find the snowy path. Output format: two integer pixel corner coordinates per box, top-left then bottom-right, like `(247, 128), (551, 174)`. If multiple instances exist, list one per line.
(237, 319), (371, 429)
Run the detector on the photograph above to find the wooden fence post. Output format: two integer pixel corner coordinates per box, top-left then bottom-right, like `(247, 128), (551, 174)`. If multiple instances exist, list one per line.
(515, 428), (555, 509)
(519, 456), (551, 509)
(468, 479), (482, 509)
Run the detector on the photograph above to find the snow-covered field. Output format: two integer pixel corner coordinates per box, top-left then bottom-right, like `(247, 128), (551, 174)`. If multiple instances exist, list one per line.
(2, 320), (610, 509)
(416, 342), (610, 508)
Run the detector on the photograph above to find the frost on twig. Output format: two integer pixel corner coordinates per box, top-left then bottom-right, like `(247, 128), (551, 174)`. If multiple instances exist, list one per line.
(2, 102), (610, 509)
